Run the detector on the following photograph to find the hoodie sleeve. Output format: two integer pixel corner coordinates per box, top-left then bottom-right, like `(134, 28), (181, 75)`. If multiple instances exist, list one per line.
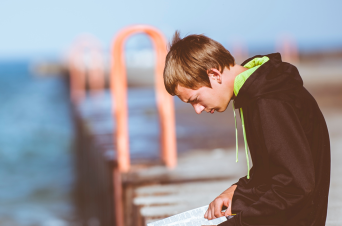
(220, 98), (315, 226)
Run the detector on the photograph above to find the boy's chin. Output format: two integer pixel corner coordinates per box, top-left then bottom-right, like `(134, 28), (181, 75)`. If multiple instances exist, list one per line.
(216, 108), (225, 113)
(219, 104), (230, 112)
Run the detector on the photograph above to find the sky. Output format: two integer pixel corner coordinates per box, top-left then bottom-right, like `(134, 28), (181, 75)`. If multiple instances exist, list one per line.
(0, 0), (342, 59)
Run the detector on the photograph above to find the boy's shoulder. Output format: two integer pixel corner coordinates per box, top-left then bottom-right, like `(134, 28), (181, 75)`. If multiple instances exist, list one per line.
(235, 53), (306, 110)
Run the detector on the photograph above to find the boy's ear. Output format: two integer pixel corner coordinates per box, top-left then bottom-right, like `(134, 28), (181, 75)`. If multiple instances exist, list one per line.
(207, 68), (222, 84)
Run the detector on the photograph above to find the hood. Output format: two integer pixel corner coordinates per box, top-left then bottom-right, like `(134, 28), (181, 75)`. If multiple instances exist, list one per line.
(234, 53), (304, 109)
(231, 53), (303, 179)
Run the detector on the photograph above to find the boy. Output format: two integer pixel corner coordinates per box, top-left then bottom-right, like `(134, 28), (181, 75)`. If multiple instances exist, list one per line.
(163, 31), (330, 226)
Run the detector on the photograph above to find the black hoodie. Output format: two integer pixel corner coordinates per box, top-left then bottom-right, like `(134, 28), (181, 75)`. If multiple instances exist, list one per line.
(220, 53), (331, 226)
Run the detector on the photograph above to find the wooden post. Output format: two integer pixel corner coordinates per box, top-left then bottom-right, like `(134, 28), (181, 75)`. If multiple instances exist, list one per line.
(113, 166), (124, 226)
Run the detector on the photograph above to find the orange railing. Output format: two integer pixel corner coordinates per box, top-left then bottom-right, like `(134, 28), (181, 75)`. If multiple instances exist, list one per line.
(110, 25), (177, 173)
(277, 35), (299, 63)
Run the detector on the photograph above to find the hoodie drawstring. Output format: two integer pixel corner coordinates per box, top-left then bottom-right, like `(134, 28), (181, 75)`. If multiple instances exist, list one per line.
(232, 102), (250, 179)
(231, 56), (269, 179)
(232, 102), (238, 163)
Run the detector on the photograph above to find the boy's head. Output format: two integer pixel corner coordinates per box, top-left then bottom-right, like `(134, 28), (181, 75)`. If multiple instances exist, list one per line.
(163, 31), (236, 114)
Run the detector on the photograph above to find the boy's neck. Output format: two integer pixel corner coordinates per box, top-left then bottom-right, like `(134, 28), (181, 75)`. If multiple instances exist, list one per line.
(222, 64), (248, 100)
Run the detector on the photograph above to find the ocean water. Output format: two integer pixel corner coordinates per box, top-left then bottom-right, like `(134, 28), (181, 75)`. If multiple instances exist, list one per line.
(0, 60), (77, 226)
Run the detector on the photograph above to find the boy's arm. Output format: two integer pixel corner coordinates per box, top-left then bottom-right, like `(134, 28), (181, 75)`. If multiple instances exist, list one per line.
(219, 98), (315, 226)
(204, 168), (256, 220)
(204, 185), (237, 219)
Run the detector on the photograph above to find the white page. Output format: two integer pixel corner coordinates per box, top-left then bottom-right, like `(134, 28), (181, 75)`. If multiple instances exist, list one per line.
(147, 205), (233, 226)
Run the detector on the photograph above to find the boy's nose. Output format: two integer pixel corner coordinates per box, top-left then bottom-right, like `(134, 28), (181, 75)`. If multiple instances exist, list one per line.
(193, 104), (205, 114)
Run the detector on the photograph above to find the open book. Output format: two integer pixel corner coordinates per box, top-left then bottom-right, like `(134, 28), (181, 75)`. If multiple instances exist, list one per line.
(147, 205), (233, 226)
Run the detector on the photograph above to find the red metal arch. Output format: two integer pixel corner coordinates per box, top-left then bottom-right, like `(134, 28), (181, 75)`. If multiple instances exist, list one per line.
(68, 35), (105, 103)
(110, 25), (177, 172)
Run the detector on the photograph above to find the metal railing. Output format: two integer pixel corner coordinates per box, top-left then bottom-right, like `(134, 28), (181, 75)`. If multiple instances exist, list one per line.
(68, 35), (105, 103)
(110, 25), (177, 173)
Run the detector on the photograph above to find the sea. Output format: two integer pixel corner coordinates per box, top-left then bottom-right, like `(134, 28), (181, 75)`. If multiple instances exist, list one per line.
(0, 60), (77, 226)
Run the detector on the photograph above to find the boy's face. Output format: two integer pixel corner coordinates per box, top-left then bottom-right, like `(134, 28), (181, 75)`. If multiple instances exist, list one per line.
(176, 68), (234, 114)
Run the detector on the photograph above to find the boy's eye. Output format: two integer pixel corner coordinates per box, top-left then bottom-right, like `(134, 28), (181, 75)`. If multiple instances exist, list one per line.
(187, 97), (198, 103)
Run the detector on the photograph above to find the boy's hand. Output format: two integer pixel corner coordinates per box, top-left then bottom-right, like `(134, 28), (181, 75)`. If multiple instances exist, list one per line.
(204, 185), (237, 220)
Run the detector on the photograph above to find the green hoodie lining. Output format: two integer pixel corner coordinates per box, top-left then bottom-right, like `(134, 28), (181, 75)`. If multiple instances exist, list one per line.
(232, 56), (269, 179)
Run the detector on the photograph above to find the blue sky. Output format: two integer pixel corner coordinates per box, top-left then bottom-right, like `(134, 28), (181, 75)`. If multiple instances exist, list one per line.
(0, 0), (341, 58)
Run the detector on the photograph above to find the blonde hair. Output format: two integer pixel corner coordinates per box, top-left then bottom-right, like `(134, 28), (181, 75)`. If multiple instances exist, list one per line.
(163, 31), (235, 95)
